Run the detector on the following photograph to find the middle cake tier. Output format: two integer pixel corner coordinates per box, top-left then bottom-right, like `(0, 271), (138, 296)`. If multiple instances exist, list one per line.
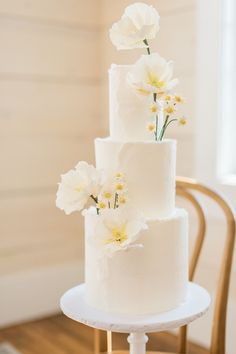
(95, 138), (176, 219)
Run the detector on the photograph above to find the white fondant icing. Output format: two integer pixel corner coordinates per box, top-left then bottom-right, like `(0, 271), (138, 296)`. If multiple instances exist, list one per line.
(95, 138), (176, 219)
(85, 208), (188, 315)
(109, 64), (154, 141)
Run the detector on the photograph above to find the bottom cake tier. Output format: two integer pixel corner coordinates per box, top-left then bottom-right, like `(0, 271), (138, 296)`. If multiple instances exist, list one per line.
(84, 208), (188, 315)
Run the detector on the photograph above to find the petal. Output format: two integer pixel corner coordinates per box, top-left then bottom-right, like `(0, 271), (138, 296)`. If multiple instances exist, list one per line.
(109, 3), (160, 50)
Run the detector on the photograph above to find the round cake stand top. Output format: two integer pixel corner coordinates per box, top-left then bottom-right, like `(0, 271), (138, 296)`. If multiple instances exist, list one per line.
(60, 282), (210, 334)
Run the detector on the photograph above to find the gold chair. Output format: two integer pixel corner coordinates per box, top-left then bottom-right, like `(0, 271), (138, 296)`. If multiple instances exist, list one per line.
(94, 177), (235, 354)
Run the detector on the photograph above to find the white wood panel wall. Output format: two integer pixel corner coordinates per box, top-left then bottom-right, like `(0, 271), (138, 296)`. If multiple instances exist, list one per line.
(0, 0), (103, 326)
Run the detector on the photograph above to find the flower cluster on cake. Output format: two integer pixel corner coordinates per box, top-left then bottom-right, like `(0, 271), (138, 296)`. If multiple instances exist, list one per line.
(56, 2), (189, 315)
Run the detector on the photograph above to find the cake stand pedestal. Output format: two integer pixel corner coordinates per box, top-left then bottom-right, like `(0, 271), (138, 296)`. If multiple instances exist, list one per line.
(60, 282), (210, 354)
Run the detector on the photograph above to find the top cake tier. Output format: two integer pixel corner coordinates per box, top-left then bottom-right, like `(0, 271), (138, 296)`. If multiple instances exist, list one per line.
(109, 64), (154, 142)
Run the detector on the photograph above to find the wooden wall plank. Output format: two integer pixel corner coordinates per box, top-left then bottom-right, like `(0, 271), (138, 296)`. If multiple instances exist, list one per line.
(0, 0), (100, 27)
(0, 237), (82, 275)
(0, 0), (101, 281)
(0, 81), (102, 138)
(0, 194), (85, 274)
(101, 0), (195, 25)
(0, 0), (99, 322)
(152, 11), (196, 77)
(0, 194), (82, 249)
(152, 0), (195, 14)
(0, 137), (96, 190)
(0, 19), (100, 79)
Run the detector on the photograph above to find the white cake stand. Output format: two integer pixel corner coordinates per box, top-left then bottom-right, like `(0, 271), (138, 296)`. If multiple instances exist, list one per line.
(60, 282), (210, 354)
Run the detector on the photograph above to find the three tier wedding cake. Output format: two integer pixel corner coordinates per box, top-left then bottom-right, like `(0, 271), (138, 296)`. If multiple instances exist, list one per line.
(56, 2), (188, 315)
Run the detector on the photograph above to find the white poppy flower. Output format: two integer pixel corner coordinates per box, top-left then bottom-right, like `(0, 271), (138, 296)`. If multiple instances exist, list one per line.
(87, 206), (147, 255)
(56, 161), (102, 215)
(127, 53), (179, 96)
(110, 2), (160, 50)
(75, 161), (102, 197)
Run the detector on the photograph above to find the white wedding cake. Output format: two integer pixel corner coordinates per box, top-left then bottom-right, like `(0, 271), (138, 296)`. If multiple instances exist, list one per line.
(56, 2), (188, 315)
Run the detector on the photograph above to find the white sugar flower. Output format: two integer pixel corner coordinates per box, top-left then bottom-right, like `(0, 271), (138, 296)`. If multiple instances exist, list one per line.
(56, 161), (102, 215)
(75, 161), (102, 197)
(92, 206), (147, 255)
(110, 2), (160, 50)
(127, 53), (179, 96)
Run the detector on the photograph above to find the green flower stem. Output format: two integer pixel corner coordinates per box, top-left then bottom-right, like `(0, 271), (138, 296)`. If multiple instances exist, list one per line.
(159, 115), (169, 141)
(159, 118), (178, 141)
(143, 39), (150, 55)
(153, 93), (158, 141)
(114, 192), (119, 209)
(108, 201), (111, 208)
(164, 118), (178, 130)
(155, 114), (158, 141)
(90, 195), (99, 215)
(90, 194), (98, 203)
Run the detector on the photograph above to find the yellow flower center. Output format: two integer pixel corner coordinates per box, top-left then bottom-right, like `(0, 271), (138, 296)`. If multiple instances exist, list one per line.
(103, 191), (112, 199)
(115, 172), (123, 179)
(147, 123), (155, 132)
(116, 183), (124, 191)
(98, 202), (106, 209)
(165, 106), (175, 114)
(165, 95), (172, 101)
(75, 185), (84, 192)
(179, 117), (187, 125)
(150, 103), (158, 113)
(175, 95), (183, 103)
(111, 226), (128, 244)
(119, 196), (126, 204)
(147, 72), (165, 89)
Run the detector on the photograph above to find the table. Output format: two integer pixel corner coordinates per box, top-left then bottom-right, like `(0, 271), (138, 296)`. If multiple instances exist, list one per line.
(60, 282), (210, 354)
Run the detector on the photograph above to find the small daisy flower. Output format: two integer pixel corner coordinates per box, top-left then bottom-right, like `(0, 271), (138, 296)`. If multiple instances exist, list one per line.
(175, 95), (184, 104)
(150, 102), (159, 113)
(98, 201), (107, 209)
(164, 105), (175, 114)
(147, 122), (156, 132)
(179, 117), (187, 125)
(103, 191), (112, 199)
(115, 172), (123, 179)
(164, 94), (172, 102)
(119, 196), (126, 204)
(115, 183), (124, 193)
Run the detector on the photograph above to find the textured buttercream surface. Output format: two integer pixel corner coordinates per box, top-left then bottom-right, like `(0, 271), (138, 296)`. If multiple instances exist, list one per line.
(95, 138), (176, 218)
(85, 207), (188, 315)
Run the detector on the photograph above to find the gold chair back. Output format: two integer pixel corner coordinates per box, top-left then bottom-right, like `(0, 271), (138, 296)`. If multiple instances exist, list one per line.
(176, 177), (235, 354)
